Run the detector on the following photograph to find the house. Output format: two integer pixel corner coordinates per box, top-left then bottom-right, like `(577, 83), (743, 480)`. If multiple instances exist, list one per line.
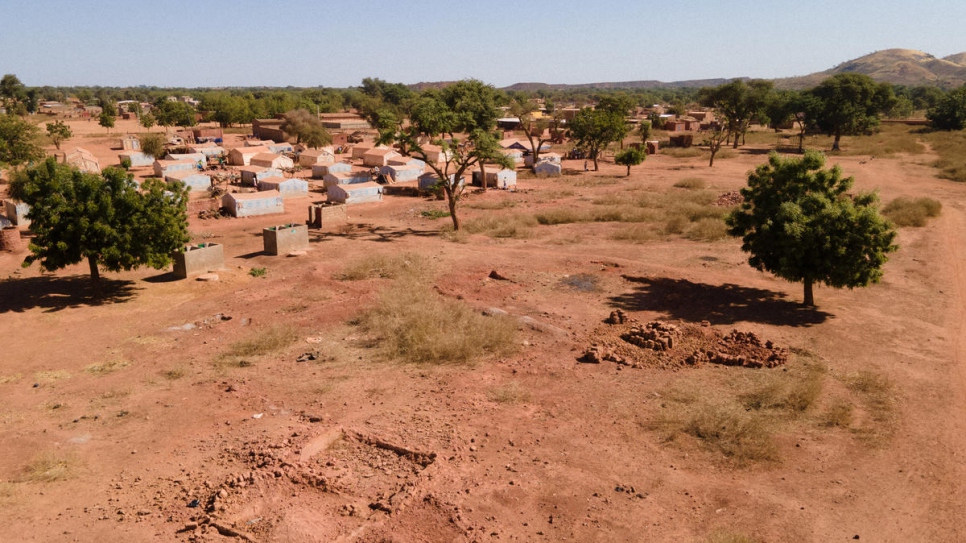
(267, 142), (294, 154)
(499, 138), (523, 149)
(418, 172), (464, 192)
(362, 146), (401, 167)
(323, 170), (371, 188)
(311, 161), (352, 179)
(153, 159), (197, 177)
(221, 190), (285, 217)
(3, 200), (30, 226)
(120, 135), (140, 151)
(62, 147), (100, 174)
(525, 152), (561, 167)
(500, 148), (524, 165)
(257, 176), (309, 198)
(665, 120), (687, 132)
(387, 156), (425, 169)
(298, 147), (335, 167)
(319, 113), (370, 130)
(188, 142), (226, 158)
(533, 160), (562, 176)
(420, 144), (451, 164)
(238, 166), (284, 186)
(252, 119), (287, 142)
(228, 145), (271, 166)
(327, 182), (383, 205)
(250, 153), (294, 170)
(165, 170), (212, 192)
(351, 145), (373, 159)
(118, 151), (154, 167)
(472, 168), (517, 189)
(245, 139), (275, 147)
(191, 127), (224, 143)
(380, 163), (424, 183)
(166, 152), (207, 167)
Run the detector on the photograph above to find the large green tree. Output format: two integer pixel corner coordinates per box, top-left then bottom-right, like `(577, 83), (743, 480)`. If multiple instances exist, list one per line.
(614, 147), (645, 176)
(0, 114), (44, 167)
(9, 159), (190, 288)
(699, 79), (775, 149)
(726, 151), (897, 306)
(45, 120), (73, 150)
(926, 85), (966, 130)
(568, 107), (627, 171)
(281, 109), (331, 148)
(154, 99), (197, 128)
(810, 73), (895, 151)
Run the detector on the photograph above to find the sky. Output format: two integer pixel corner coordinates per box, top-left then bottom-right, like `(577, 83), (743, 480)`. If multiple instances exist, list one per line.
(1, 0), (964, 89)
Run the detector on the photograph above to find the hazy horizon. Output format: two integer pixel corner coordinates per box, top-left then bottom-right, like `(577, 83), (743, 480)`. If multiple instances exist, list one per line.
(2, 0), (964, 89)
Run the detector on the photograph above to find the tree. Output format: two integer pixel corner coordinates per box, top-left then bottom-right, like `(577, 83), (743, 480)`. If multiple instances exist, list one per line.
(927, 85), (966, 130)
(810, 74), (895, 151)
(141, 134), (166, 160)
(568, 107), (627, 170)
(45, 120), (72, 150)
(140, 112), (156, 131)
(511, 99), (555, 170)
(0, 74), (27, 114)
(703, 123), (732, 167)
(9, 159), (190, 289)
(614, 147), (645, 176)
(638, 120), (652, 143)
(98, 111), (115, 133)
(280, 109), (331, 148)
(699, 79), (775, 149)
(0, 114), (44, 167)
(725, 151), (897, 306)
(154, 99), (196, 129)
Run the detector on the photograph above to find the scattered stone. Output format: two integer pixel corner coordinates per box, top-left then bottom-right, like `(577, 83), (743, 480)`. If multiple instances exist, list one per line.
(714, 191), (743, 207)
(297, 351), (320, 362)
(488, 270), (513, 281)
(605, 310), (627, 325)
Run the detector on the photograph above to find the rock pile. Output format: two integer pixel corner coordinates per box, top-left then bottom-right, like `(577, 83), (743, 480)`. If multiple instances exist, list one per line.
(714, 191), (743, 207)
(686, 330), (788, 368)
(621, 321), (680, 351)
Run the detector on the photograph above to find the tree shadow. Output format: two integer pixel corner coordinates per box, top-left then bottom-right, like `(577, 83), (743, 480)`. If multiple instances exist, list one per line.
(0, 275), (138, 313)
(609, 275), (831, 327)
(143, 271), (181, 283)
(330, 223), (442, 243)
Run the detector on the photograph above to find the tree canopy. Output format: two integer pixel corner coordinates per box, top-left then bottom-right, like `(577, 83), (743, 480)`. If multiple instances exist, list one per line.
(927, 85), (966, 130)
(699, 79), (774, 149)
(614, 147), (645, 176)
(725, 151), (897, 306)
(154, 99), (197, 128)
(567, 107), (627, 170)
(0, 114), (44, 167)
(281, 109), (331, 148)
(810, 73), (895, 151)
(45, 120), (72, 150)
(9, 159), (190, 287)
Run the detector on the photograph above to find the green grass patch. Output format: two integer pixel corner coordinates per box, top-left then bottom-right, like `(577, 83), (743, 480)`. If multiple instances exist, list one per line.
(420, 209), (451, 220)
(249, 267), (267, 278)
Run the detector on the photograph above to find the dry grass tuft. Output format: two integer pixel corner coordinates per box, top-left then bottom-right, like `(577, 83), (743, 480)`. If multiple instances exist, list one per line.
(356, 282), (518, 365)
(22, 452), (78, 483)
(845, 370), (897, 443)
(0, 373), (23, 385)
(673, 177), (707, 189)
(487, 381), (531, 404)
(337, 253), (432, 281)
(84, 359), (131, 375)
(224, 325), (300, 359)
(676, 402), (780, 464)
(34, 370), (71, 383)
(686, 217), (729, 241)
(882, 197), (942, 227)
(820, 399), (854, 428)
(462, 213), (538, 238)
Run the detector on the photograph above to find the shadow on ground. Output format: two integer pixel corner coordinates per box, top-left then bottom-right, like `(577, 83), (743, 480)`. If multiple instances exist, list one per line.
(331, 223), (441, 243)
(609, 275), (831, 327)
(0, 275), (138, 313)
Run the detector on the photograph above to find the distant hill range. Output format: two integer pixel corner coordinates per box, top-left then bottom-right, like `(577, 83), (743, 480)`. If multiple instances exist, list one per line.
(434, 49), (966, 92)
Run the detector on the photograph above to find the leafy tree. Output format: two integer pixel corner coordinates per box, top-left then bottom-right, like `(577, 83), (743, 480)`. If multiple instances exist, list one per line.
(0, 114), (44, 167)
(207, 94), (251, 128)
(638, 120), (652, 143)
(703, 123), (732, 167)
(725, 151), (897, 306)
(154, 99), (196, 128)
(10, 159), (190, 288)
(568, 107), (627, 170)
(45, 120), (72, 150)
(699, 79), (775, 149)
(0, 74), (27, 113)
(140, 112), (156, 131)
(511, 99), (555, 167)
(393, 80), (510, 230)
(810, 73), (895, 151)
(926, 85), (966, 130)
(98, 111), (115, 133)
(141, 133), (166, 160)
(614, 147), (645, 176)
(280, 109), (331, 148)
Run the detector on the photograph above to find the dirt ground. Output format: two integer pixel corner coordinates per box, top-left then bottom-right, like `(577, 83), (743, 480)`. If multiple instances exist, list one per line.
(1, 121), (965, 542)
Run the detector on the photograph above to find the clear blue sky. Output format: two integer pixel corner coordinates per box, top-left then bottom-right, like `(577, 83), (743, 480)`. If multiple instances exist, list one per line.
(1, 0), (963, 88)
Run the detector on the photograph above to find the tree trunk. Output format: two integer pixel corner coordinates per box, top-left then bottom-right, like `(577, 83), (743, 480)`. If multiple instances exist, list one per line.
(88, 255), (101, 295)
(803, 279), (815, 307)
(593, 154), (599, 171)
(479, 161), (487, 193)
(832, 134), (841, 151)
(445, 186), (461, 231)
(709, 151), (716, 167)
(626, 164), (631, 176)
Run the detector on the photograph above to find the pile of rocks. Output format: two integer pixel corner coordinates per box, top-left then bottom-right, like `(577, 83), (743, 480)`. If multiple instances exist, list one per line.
(621, 321), (680, 352)
(714, 191), (743, 207)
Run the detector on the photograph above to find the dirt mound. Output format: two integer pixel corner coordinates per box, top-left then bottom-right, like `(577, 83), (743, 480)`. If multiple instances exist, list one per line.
(580, 316), (787, 369)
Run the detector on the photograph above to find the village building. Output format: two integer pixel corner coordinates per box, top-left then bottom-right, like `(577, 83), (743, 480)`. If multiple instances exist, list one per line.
(319, 113), (370, 130)
(472, 168), (517, 189)
(298, 147), (335, 167)
(312, 161), (352, 179)
(61, 147), (100, 174)
(351, 145), (374, 160)
(257, 176), (309, 198)
(238, 166), (284, 186)
(221, 190), (285, 217)
(3, 200), (30, 227)
(153, 159), (197, 178)
(252, 119), (287, 142)
(533, 159), (562, 176)
(228, 145), (272, 166)
(118, 151), (154, 167)
(166, 152), (207, 167)
(188, 142), (226, 158)
(362, 147), (401, 168)
(327, 182), (383, 205)
(525, 151), (561, 167)
(120, 135), (140, 151)
(323, 170), (372, 188)
(418, 172), (465, 192)
(250, 153), (294, 170)
(165, 170), (212, 192)
(380, 163), (424, 183)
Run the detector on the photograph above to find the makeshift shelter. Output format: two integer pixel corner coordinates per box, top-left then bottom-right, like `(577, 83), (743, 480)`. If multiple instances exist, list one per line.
(257, 176), (309, 198)
(188, 142), (226, 158)
(3, 200), (30, 227)
(267, 142), (294, 154)
(165, 170), (212, 192)
(351, 145), (373, 159)
(533, 160), (562, 176)
(525, 152), (561, 167)
(298, 147), (335, 167)
(245, 139), (275, 147)
(166, 152), (207, 167)
(120, 135), (140, 151)
(250, 153), (294, 170)
(62, 147), (100, 173)
(419, 144), (451, 164)
(154, 159), (196, 177)
(323, 170), (372, 188)
(312, 161), (352, 179)
(327, 182), (383, 205)
(472, 168), (517, 189)
(380, 163), (424, 183)
(387, 156), (425, 169)
(119, 151), (154, 167)
(238, 166), (283, 187)
(222, 190), (285, 217)
(228, 145), (271, 166)
(362, 146), (401, 167)
(500, 148), (524, 165)
(419, 172), (465, 192)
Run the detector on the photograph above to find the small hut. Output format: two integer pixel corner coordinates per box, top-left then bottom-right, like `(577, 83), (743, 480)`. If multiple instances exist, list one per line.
(312, 161), (352, 179)
(257, 176), (309, 198)
(221, 190), (285, 217)
(418, 172), (464, 192)
(362, 146), (401, 167)
(327, 182), (383, 205)
(120, 135), (140, 151)
(250, 153), (294, 170)
(119, 151), (154, 167)
(533, 160), (562, 176)
(472, 168), (517, 189)
(380, 163), (424, 183)
(228, 145), (271, 166)
(166, 152), (207, 167)
(238, 166), (284, 187)
(323, 170), (372, 188)
(298, 147), (335, 167)
(154, 159), (197, 177)
(62, 147), (100, 173)
(188, 142), (226, 158)
(165, 170), (212, 192)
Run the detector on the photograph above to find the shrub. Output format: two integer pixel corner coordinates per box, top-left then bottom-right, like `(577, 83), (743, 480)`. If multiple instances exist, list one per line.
(337, 253), (431, 280)
(881, 197), (942, 227)
(249, 267), (267, 277)
(686, 217), (729, 241)
(224, 325), (299, 358)
(673, 177), (707, 190)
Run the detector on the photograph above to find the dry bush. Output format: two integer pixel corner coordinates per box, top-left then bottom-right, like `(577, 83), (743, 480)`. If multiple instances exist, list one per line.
(337, 252), (431, 281)
(738, 364), (824, 414)
(840, 124), (926, 156)
(678, 402), (780, 464)
(611, 225), (657, 244)
(464, 198), (518, 210)
(882, 197), (942, 227)
(34, 370), (70, 383)
(162, 367), (186, 380)
(820, 399), (854, 428)
(845, 370), (897, 443)
(487, 381), (531, 404)
(22, 452), (78, 483)
(686, 217), (729, 241)
(0, 373), (23, 385)
(462, 213), (537, 238)
(673, 177), (707, 190)
(534, 208), (590, 225)
(356, 282), (518, 365)
(224, 325), (300, 359)
(84, 359), (131, 375)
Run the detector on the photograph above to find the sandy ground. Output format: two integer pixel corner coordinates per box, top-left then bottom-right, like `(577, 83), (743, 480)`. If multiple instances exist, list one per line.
(1, 123), (965, 542)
